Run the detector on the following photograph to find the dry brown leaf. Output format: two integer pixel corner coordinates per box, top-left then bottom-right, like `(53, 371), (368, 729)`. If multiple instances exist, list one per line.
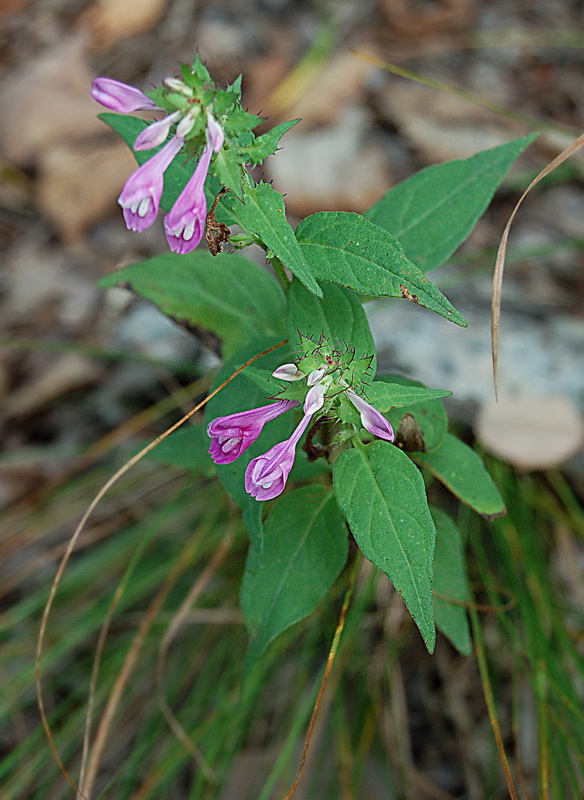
(80, 0), (170, 47)
(491, 131), (584, 396)
(0, 34), (102, 166)
(0, 0), (30, 19)
(376, 82), (513, 163)
(476, 395), (584, 470)
(37, 140), (136, 243)
(266, 49), (378, 124)
(2, 353), (104, 420)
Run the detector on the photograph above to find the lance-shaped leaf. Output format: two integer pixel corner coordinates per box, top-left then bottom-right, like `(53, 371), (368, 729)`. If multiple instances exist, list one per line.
(415, 434), (506, 519)
(223, 182), (322, 297)
(366, 380), (451, 411)
(241, 486), (348, 672)
(213, 147), (243, 197)
(241, 119), (300, 164)
(99, 251), (285, 358)
(366, 134), (538, 273)
(376, 376), (449, 453)
(287, 280), (377, 374)
(333, 440), (436, 652)
(431, 507), (472, 655)
(295, 211), (466, 326)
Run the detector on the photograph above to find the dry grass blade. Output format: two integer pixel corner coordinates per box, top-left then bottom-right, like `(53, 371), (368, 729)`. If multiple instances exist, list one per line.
(491, 132), (584, 397)
(154, 512), (237, 782)
(470, 608), (519, 800)
(281, 554), (360, 800)
(352, 50), (577, 136)
(78, 530), (204, 798)
(35, 339), (286, 797)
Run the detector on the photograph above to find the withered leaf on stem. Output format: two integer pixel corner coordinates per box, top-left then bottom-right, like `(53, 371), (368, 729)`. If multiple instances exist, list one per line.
(206, 189), (231, 256)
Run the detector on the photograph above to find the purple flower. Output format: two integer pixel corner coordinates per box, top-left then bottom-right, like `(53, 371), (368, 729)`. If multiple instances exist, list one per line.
(133, 112), (181, 151)
(206, 113), (225, 152)
(245, 413), (312, 502)
(91, 78), (160, 113)
(164, 144), (212, 253)
(118, 134), (184, 232)
(244, 382), (325, 502)
(347, 389), (394, 442)
(164, 115), (225, 254)
(208, 399), (298, 465)
(304, 382), (326, 415)
(272, 363), (304, 381)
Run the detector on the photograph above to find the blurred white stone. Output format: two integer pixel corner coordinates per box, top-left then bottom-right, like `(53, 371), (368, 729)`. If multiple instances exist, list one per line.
(366, 293), (584, 409)
(476, 395), (584, 470)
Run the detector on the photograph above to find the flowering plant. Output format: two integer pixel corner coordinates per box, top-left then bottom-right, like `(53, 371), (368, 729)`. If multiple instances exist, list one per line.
(95, 55), (536, 661)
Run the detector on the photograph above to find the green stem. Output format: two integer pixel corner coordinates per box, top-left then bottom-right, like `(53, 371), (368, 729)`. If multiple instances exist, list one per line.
(352, 434), (367, 454)
(269, 256), (291, 294)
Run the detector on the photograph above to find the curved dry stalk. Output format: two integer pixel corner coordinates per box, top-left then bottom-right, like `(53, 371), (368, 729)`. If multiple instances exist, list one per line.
(78, 532), (200, 798)
(78, 525), (156, 794)
(36, 339), (286, 797)
(281, 554), (360, 800)
(491, 132), (584, 398)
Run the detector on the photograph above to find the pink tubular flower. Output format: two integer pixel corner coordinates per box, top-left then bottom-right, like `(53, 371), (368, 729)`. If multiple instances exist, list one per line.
(245, 378), (325, 502)
(208, 399), (298, 465)
(164, 144), (212, 252)
(244, 413), (312, 501)
(91, 78), (160, 113)
(206, 113), (225, 152)
(118, 134), (184, 232)
(272, 363), (304, 381)
(133, 112), (181, 151)
(347, 389), (394, 442)
(164, 115), (224, 254)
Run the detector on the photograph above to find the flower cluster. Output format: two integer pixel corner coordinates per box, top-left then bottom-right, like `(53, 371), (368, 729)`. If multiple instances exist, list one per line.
(91, 74), (224, 253)
(207, 337), (394, 502)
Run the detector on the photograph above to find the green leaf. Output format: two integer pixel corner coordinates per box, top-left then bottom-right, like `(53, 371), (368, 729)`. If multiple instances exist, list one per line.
(227, 74), (243, 96)
(99, 252), (285, 358)
(204, 338), (295, 542)
(99, 113), (238, 226)
(367, 380), (451, 411)
(224, 183), (322, 297)
(241, 486), (348, 672)
(224, 107), (263, 134)
(213, 148), (243, 197)
(287, 280), (377, 374)
(431, 507), (472, 655)
(188, 54), (211, 83)
(242, 119), (300, 165)
(365, 134), (537, 273)
(295, 211), (466, 326)
(146, 424), (214, 477)
(415, 434), (506, 518)
(243, 366), (284, 398)
(333, 441), (436, 651)
(376, 376), (449, 453)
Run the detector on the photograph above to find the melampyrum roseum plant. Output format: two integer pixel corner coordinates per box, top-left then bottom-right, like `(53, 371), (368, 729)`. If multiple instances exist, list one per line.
(95, 54), (535, 661)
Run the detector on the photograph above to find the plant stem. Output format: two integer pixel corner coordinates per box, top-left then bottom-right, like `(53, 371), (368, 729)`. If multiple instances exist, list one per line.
(270, 256), (291, 294)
